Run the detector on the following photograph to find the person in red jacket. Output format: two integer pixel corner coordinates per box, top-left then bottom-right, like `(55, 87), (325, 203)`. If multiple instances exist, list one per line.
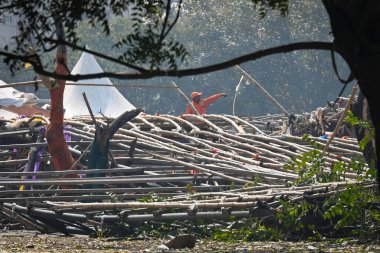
(185, 92), (227, 115)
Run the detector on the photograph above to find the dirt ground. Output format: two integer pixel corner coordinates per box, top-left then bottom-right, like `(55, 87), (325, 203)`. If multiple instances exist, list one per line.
(0, 231), (380, 252)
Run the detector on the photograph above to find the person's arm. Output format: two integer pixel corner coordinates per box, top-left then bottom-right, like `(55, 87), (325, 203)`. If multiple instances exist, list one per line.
(203, 93), (226, 107)
(185, 104), (193, 114)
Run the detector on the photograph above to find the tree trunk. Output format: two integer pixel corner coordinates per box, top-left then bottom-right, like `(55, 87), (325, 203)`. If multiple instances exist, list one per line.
(322, 0), (380, 183)
(351, 91), (376, 164)
(45, 18), (75, 177)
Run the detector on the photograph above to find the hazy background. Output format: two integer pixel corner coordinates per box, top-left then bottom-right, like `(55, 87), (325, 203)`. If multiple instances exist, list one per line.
(0, 0), (354, 116)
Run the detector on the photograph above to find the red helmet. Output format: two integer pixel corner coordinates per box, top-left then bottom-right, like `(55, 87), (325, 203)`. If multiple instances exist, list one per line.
(191, 92), (202, 99)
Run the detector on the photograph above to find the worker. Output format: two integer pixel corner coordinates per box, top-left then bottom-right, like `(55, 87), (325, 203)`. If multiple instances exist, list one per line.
(186, 92), (227, 115)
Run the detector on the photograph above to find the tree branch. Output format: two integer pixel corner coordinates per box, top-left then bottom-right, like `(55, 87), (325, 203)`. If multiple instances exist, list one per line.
(0, 41), (335, 82)
(44, 38), (148, 73)
(159, 0), (171, 44)
(163, 0), (183, 39)
(0, 4), (17, 10)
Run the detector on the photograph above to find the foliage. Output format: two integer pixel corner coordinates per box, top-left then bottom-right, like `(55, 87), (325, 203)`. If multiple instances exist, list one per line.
(276, 199), (328, 240)
(323, 184), (376, 230)
(103, 132), (378, 241)
(103, 221), (134, 238)
(346, 110), (376, 153)
(104, 219), (212, 239)
(0, 0), (188, 72)
(346, 110), (373, 129)
(106, 191), (120, 203)
(72, 0), (340, 116)
(214, 131), (378, 242)
(1, 1), (348, 117)
(213, 219), (282, 242)
(284, 134), (346, 186)
(279, 133), (379, 240)
(138, 191), (167, 202)
(251, 0), (289, 17)
(112, 1), (188, 70)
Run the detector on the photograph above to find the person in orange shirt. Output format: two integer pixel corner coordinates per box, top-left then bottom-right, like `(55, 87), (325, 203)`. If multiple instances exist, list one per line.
(185, 92), (227, 115)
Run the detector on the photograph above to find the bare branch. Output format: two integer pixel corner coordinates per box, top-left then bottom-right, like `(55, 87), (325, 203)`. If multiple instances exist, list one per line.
(0, 41), (335, 82)
(159, 0), (171, 44)
(44, 38), (148, 73)
(163, 0), (183, 39)
(0, 4), (17, 10)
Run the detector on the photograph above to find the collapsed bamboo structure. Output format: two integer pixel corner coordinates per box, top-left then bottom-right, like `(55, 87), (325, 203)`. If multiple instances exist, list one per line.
(0, 106), (373, 235)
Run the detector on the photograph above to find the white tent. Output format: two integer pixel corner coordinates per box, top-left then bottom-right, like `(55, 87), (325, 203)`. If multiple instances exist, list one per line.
(63, 52), (135, 118)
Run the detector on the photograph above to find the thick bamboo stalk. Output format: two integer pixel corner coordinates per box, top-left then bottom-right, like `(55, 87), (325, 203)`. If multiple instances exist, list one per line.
(0, 185), (234, 197)
(3, 203), (253, 224)
(0, 129), (31, 136)
(142, 115), (182, 132)
(162, 114), (201, 133)
(203, 114), (246, 134)
(0, 193), (183, 203)
(69, 115), (361, 180)
(0, 166), (188, 177)
(224, 115), (265, 135)
(0, 175), (210, 187)
(51, 200), (264, 211)
(119, 128), (297, 180)
(182, 114), (224, 132)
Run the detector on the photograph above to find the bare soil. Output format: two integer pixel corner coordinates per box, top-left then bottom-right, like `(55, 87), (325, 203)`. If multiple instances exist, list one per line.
(0, 231), (380, 252)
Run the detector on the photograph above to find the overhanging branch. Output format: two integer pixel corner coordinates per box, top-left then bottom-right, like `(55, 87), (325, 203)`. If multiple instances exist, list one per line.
(0, 41), (335, 82)
(44, 38), (148, 73)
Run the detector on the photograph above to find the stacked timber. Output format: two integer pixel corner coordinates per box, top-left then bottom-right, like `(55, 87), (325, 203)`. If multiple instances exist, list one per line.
(0, 110), (372, 235)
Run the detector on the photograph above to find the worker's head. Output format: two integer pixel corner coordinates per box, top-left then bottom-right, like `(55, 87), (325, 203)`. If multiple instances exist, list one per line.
(191, 92), (202, 103)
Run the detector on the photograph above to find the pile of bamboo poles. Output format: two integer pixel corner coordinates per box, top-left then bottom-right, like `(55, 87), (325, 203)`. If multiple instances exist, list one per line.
(0, 112), (370, 235)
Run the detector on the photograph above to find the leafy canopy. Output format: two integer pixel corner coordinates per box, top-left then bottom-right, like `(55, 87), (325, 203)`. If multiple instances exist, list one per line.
(0, 0), (289, 75)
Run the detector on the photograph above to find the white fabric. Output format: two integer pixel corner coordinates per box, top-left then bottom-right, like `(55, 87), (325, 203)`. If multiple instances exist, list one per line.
(63, 52), (135, 118)
(0, 80), (38, 107)
(0, 108), (18, 119)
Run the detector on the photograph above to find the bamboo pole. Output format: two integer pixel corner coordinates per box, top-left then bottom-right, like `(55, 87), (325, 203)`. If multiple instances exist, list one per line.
(72, 115), (359, 179)
(0, 175), (211, 186)
(235, 65), (290, 116)
(0, 185), (234, 197)
(233, 75), (244, 116)
(4, 203), (253, 223)
(2, 207), (47, 232)
(162, 114), (201, 132)
(0, 166), (186, 177)
(82, 92), (98, 127)
(203, 114), (246, 134)
(51, 200), (264, 211)
(171, 81), (200, 116)
(110, 126), (297, 180)
(224, 115), (265, 135)
(321, 83), (359, 158)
